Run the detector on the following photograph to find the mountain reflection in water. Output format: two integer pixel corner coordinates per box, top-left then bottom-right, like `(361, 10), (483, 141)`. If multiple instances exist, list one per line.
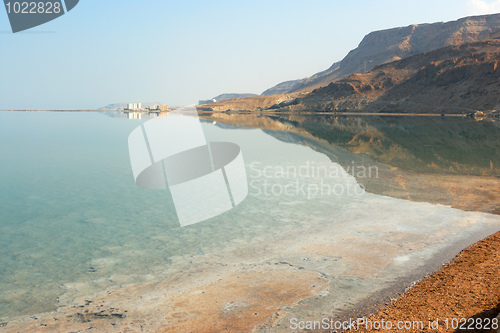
(200, 112), (500, 214)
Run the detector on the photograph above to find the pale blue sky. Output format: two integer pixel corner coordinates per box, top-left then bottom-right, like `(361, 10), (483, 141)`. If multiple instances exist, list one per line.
(1, 0), (499, 109)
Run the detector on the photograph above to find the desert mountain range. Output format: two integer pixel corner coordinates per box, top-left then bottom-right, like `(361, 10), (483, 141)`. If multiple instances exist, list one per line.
(294, 39), (500, 113)
(200, 13), (500, 114)
(263, 13), (500, 95)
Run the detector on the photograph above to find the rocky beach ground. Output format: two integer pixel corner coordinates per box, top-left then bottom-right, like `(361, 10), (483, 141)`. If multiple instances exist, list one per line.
(347, 231), (500, 333)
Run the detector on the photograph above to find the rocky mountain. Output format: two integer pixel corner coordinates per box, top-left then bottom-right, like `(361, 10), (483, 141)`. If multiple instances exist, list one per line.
(263, 13), (500, 95)
(293, 39), (500, 113)
(199, 112), (500, 213)
(201, 39), (500, 114)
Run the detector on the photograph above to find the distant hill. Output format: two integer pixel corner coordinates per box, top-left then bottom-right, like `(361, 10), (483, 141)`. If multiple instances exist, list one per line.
(261, 62), (341, 95)
(263, 13), (500, 95)
(212, 93), (257, 101)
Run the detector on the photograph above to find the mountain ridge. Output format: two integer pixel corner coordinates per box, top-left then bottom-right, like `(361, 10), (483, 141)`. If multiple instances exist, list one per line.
(199, 39), (500, 114)
(292, 39), (500, 113)
(262, 13), (500, 95)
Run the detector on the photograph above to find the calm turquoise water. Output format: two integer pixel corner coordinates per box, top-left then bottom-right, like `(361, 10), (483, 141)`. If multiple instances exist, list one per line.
(0, 111), (353, 319)
(1, 111), (499, 323)
(0, 112), (173, 317)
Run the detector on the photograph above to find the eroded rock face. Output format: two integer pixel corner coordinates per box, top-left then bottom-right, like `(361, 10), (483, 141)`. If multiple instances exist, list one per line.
(263, 13), (500, 95)
(295, 40), (500, 113)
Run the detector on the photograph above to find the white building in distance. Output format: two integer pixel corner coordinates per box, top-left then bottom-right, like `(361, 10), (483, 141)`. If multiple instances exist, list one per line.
(127, 103), (142, 110)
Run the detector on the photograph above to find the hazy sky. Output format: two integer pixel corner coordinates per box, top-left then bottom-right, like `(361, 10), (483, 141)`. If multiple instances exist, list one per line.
(1, 0), (499, 109)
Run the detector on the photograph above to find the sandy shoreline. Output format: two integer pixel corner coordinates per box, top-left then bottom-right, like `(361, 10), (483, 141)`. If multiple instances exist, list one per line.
(345, 230), (500, 333)
(2, 214), (499, 333)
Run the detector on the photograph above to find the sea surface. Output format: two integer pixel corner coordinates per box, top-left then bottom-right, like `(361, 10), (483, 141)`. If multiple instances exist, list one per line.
(0, 111), (499, 326)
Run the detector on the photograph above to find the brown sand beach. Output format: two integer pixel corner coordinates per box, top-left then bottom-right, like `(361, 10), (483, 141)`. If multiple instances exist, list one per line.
(346, 231), (500, 333)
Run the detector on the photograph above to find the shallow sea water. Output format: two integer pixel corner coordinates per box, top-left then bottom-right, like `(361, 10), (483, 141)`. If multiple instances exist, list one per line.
(0, 111), (499, 325)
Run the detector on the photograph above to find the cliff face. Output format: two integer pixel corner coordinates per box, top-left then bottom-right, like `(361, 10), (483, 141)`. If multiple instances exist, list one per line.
(263, 13), (500, 95)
